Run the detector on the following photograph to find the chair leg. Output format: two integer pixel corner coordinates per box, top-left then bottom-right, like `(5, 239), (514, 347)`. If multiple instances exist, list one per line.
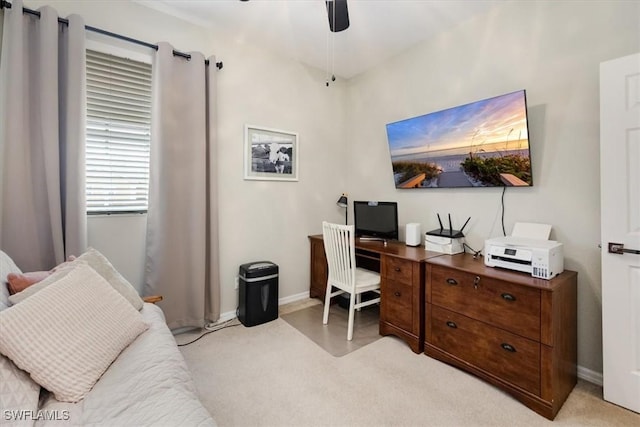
(356, 293), (361, 311)
(322, 284), (332, 325)
(347, 293), (356, 341)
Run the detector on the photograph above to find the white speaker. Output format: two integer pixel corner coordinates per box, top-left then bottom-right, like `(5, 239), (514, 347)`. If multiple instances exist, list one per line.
(405, 223), (421, 247)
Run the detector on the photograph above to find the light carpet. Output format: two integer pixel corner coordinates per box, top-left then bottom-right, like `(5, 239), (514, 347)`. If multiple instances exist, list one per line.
(281, 302), (381, 357)
(179, 309), (640, 427)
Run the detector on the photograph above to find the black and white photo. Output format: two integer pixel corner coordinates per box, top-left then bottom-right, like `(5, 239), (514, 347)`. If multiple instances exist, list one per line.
(244, 125), (298, 181)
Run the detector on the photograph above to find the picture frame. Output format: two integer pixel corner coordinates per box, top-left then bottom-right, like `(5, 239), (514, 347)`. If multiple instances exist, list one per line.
(244, 125), (298, 181)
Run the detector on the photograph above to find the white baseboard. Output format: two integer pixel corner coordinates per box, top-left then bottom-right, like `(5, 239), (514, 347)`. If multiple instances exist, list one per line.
(217, 309), (237, 324)
(217, 291), (311, 324)
(279, 291), (310, 306)
(578, 365), (603, 386)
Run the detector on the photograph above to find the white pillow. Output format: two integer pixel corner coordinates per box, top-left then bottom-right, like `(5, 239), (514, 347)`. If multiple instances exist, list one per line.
(0, 354), (40, 426)
(9, 247), (143, 310)
(0, 263), (149, 403)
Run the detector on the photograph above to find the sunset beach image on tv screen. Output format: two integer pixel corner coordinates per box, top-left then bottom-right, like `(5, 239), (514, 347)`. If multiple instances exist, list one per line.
(385, 90), (532, 188)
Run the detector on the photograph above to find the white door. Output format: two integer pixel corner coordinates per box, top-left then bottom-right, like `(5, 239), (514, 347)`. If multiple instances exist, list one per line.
(600, 52), (640, 414)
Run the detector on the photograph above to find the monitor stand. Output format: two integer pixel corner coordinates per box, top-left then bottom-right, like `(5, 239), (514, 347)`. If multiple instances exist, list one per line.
(358, 236), (388, 246)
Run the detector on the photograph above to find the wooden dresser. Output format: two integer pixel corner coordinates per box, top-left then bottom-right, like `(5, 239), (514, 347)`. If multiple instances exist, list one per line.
(309, 235), (440, 353)
(424, 253), (577, 420)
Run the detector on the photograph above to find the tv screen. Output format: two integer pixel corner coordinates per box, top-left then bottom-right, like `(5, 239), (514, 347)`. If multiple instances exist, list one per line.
(353, 201), (399, 240)
(385, 90), (532, 188)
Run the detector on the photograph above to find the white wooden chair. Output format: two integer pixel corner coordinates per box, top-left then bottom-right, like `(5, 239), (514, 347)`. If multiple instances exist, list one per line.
(322, 221), (381, 341)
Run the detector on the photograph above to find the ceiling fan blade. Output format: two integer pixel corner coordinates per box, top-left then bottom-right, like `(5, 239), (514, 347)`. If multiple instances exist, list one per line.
(325, 0), (350, 32)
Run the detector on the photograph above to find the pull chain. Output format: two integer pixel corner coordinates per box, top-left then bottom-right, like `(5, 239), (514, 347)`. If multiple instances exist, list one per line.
(326, 0), (337, 87)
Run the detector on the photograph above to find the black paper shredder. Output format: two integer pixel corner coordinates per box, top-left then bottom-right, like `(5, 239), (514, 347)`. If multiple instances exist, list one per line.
(238, 261), (279, 327)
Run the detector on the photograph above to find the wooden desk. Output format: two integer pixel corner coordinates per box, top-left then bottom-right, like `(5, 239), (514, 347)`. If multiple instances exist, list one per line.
(308, 235), (442, 353)
(309, 239), (578, 418)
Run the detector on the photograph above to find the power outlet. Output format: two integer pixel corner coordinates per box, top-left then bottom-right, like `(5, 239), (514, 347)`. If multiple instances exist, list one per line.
(234, 276), (239, 290)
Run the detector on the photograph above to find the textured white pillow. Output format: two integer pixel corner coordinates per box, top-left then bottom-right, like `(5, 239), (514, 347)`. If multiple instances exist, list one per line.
(9, 247), (143, 310)
(0, 354), (40, 426)
(0, 263), (149, 403)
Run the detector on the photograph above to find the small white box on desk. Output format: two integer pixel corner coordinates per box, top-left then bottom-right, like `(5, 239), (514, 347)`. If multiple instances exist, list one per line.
(405, 223), (421, 246)
(425, 235), (464, 255)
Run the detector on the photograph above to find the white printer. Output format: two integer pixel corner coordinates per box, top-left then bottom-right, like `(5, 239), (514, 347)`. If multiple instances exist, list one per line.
(484, 222), (564, 280)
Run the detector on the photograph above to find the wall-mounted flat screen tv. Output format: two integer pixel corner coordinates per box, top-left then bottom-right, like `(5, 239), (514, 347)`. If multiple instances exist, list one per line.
(385, 90), (532, 188)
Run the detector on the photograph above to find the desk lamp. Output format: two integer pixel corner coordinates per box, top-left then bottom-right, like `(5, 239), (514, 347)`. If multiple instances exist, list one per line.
(336, 193), (348, 224)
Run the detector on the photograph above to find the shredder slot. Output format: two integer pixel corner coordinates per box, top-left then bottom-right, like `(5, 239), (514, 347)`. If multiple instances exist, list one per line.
(240, 273), (278, 282)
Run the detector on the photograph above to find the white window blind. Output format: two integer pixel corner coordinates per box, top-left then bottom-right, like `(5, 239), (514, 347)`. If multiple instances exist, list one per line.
(86, 49), (152, 213)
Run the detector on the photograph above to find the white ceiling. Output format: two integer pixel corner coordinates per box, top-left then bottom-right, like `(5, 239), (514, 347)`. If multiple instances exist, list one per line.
(136, 0), (502, 79)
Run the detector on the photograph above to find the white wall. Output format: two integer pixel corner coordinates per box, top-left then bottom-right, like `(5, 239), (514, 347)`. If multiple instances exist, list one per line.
(87, 214), (147, 293)
(26, 0), (348, 315)
(345, 0), (640, 376)
(213, 40), (348, 313)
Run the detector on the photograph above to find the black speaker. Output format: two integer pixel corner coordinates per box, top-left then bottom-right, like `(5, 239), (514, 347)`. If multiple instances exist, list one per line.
(238, 261), (279, 327)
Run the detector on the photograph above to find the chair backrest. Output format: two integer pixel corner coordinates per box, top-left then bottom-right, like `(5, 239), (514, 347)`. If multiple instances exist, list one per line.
(322, 221), (357, 293)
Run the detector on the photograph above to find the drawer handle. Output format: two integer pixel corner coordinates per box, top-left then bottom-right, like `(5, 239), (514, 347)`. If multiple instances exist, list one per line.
(501, 343), (516, 353)
(394, 291), (401, 297)
(473, 276), (481, 290)
(394, 267), (401, 272)
(501, 293), (516, 302)
(446, 278), (458, 286)
(446, 321), (457, 329)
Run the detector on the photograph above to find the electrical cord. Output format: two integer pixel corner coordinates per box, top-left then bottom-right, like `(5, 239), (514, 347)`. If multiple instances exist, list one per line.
(501, 186), (507, 236)
(463, 242), (482, 259)
(176, 318), (241, 347)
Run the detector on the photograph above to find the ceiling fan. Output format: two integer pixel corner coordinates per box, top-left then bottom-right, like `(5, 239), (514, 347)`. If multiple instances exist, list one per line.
(326, 0), (350, 32)
(240, 0), (350, 32)
(239, 0), (349, 85)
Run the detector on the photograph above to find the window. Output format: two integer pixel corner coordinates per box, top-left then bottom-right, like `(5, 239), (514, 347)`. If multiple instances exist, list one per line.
(85, 49), (152, 214)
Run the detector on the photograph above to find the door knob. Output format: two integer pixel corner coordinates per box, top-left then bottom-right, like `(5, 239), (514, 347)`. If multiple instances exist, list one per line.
(608, 242), (640, 255)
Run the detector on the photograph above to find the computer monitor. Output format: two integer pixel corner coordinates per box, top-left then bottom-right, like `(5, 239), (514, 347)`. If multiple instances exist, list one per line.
(353, 201), (399, 240)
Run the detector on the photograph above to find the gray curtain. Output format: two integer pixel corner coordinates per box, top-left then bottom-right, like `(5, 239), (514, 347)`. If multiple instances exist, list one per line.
(0, 0), (87, 271)
(144, 42), (220, 329)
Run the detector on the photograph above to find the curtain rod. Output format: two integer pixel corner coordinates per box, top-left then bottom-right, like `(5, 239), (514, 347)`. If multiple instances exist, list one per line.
(0, 0), (223, 70)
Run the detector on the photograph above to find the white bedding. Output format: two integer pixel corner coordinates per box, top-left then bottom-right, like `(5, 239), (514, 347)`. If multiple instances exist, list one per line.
(36, 304), (216, 427)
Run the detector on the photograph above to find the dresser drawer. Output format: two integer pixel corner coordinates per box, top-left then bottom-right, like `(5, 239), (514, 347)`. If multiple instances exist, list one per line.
(381, 278), (413, 332)
(383, 256), (413, 284)
(430, 305), (541, 395)
(430, 266), (541, 341)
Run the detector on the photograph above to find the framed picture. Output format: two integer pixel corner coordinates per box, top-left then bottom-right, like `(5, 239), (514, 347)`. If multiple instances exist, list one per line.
(244, 125), (298, 181)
